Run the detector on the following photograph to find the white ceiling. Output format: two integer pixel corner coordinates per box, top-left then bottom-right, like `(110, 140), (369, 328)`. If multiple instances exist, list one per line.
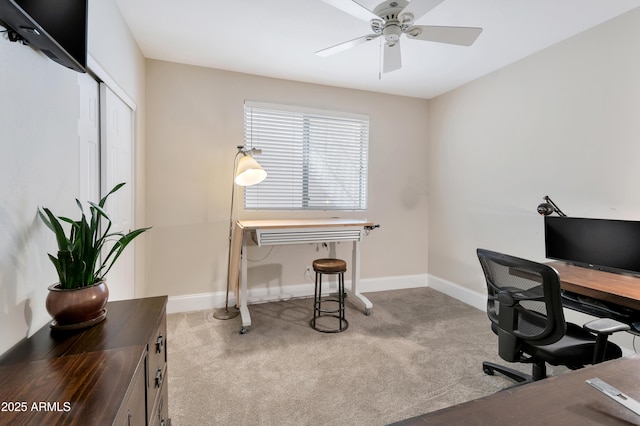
(114, 0), (640, 99)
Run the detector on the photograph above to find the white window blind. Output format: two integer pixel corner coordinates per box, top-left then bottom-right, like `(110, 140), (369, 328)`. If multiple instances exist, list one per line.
(243, 101), (369, 211)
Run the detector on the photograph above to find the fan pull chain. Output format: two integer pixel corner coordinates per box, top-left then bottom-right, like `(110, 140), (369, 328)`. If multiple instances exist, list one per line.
(378, 37), (383, 80)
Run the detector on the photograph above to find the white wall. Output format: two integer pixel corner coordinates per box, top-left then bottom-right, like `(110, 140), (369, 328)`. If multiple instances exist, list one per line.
(428, 9), (640, 291)
(144, 61), (430, 304)
(0, 41), (80, 354)
(0, 0), (145, 355)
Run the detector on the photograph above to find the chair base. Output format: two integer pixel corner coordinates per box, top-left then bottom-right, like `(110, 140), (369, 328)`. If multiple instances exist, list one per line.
(482, 359), (548, 386)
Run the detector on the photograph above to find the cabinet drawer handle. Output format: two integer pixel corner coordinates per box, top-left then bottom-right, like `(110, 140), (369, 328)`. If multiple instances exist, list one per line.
(157, 396), (165, 426)
(155, 367), (163, 388)
(156, 334), (164, 353)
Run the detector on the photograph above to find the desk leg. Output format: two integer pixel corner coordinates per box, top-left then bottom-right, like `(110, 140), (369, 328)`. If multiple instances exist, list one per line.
(345, 240), (372, 315)
(239, 232), (251, 333)
(229, 222), (243, 309)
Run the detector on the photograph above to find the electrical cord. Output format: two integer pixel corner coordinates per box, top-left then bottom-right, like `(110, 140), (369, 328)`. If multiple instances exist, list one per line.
(247, 245), (277, 262)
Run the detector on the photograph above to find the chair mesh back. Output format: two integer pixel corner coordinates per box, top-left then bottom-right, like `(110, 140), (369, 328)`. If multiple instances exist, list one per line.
(477, 249), (566, 348)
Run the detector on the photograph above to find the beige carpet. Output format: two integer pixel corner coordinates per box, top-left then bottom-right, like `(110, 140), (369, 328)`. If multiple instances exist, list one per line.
(166, 288), (539, 425)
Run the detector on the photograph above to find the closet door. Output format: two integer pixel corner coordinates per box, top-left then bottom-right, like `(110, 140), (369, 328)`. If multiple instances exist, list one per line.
(100, 83), (135, 301)
(77, 73), (100, 207)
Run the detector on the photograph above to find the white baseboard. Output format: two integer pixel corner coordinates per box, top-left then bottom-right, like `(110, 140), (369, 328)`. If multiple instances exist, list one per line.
(427, 274), (486, 311)
(167, 292), (225, 314)
(167, 273), (428, 314)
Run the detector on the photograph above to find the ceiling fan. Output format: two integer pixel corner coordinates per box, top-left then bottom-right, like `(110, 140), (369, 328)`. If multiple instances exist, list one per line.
(316, 0), (483, 73)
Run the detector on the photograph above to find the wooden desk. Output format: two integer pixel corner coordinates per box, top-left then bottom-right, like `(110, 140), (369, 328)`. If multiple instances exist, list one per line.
(392, 355), (640, 425)
(549, 262), (640, 312)
(229, 218), (374, 334)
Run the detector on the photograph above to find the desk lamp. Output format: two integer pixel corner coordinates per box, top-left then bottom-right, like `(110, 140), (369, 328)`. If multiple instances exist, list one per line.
(213, 145), (266, 320)
(537, 195), (566, 217)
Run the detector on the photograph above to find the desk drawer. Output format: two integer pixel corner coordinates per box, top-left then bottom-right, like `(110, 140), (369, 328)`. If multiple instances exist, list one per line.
(150, 369), (170, 426)
(254, 227), (363, 246)
(147, 311), (167, 419)
(114, 355), (146, 426)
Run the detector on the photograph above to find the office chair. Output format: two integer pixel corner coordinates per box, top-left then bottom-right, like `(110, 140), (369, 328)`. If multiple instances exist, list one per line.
(477, 248), (629, 385)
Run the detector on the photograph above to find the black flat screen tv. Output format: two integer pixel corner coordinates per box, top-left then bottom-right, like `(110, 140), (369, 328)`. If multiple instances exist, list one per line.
(545, 216), (640, 276)
(0, 0), (87, 72)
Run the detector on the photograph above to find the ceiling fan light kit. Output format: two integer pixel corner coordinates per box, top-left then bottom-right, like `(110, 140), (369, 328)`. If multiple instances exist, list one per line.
(317, 0), (483, 73)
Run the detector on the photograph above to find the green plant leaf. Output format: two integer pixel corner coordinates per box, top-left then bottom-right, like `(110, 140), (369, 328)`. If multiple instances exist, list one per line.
(96, 227), (151, 280)
(38, 182), (151, 289)
(40, 208), (71, 252)
(99, 182), (126, 208)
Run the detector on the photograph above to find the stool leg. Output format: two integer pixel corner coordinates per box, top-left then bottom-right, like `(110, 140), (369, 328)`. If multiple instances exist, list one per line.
(338, 271), (345, 331)
(313, 271), (320, 326)
(317, 271), (323, 314)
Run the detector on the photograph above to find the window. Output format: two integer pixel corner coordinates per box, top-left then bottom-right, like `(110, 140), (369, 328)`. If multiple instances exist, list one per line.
(243, 101), (369, 211)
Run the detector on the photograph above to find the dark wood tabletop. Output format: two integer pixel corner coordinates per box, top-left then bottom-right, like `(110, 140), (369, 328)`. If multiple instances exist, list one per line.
(0, 296), (167, 366)
(391, 355), (640, 425)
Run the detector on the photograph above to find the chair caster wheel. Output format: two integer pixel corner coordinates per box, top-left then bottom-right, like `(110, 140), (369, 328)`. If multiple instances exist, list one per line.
(365, 308), (371, 316)
(483, 367), (494, 375)
(240, 327), (248, 334)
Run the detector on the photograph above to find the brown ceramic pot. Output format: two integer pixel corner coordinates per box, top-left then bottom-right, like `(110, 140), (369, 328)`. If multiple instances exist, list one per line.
(46, 281), (109, 326)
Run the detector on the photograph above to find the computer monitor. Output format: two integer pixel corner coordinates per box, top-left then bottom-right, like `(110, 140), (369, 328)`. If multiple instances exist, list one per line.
(544, 216), (640, 276)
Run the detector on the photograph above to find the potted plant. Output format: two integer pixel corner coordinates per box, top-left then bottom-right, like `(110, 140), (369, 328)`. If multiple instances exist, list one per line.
(39, 182), (150, 329)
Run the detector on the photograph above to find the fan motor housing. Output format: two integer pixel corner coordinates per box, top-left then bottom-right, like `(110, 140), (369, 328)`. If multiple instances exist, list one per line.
(371, 0), (412, 44)
(373, 0), (409, 20)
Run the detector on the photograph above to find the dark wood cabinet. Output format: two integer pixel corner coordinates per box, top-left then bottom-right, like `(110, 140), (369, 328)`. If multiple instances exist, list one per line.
(0, 296), (169, 425)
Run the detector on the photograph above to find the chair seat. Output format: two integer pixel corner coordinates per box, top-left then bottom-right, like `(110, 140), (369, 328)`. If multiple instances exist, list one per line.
(490, 321), (622, 368)
(525, 323), (622, 367)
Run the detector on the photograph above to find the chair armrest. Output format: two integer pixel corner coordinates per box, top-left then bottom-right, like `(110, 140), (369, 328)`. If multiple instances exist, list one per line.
(584, 318), (629, 364)
(583, 318), (630, 335)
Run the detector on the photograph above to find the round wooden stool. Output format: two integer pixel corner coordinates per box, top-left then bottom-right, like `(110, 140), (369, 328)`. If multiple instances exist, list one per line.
(310, 258), (349, 333)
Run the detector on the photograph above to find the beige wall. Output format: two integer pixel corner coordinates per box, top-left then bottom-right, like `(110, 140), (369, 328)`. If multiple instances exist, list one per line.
(144, 60), (429, 300)
(428, 8), (640, 293)
(0, 0), (145, 355)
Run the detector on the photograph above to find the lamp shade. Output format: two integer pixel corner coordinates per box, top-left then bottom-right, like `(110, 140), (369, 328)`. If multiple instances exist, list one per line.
(235, 155), (267, 186)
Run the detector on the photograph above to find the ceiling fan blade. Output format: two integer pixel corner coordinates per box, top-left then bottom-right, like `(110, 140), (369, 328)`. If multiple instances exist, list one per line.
(399, 0), (445, 23)
(383, 42), (401, 73)
(321, 0), (380, 21)
(316, 34), (380, 57)
(406, 25), (483, 46)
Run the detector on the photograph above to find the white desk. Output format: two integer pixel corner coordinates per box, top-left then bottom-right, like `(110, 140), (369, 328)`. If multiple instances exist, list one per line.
(229, 218), (375, 333)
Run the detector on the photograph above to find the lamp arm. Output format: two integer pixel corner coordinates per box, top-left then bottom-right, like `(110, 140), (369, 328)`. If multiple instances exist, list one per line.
(237, 144), (262, 156)
(543, 196), (567, 217)
(224, 150), (243, 310)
